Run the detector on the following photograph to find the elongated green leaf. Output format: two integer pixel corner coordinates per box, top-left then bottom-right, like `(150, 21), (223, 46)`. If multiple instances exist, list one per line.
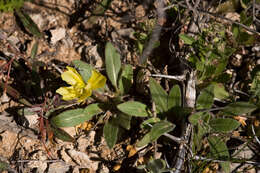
(222, 101), (257, 116)
(72, 60), (93, 83)
(16, 10), (42, 38)
(168, 85), (182, 109)
(114, 113), (132, 130)
(149, 78), (168, 113)
(117, 101), (148, 117)
(214, 58), (228, 76)
(104, 119), (119, 148)
(212, 83), (229, 100)
(189, 112), (210, 125)
(196, 85), (214, 109)
(137, 121), (175, 147)
(146, 159), (166, 173)
(208, 136), (230, 173)
(51, 125), (74, 142)
(209, 118), (240, 133)
(30, 41), (38, 59)
(17, 107), (38, 116)
(193, 124), (209, 151)
(51, 104), (103, 127)
(232, 24), (239, 39)
(179, 34), (195, 45)
(141, 117), (161, 129)
(118, 64), (133, 95)
(84, 103), (103, 120)
(105, 42), (121, 89)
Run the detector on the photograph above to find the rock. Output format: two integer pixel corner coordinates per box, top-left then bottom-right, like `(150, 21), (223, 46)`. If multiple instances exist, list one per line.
(0, 93), (10, 103)
(7, 35), (20, 45)
(62, 127), (76, 137)
(87, 45), (103, 68)
(230, 146), (254, 172)
(25, 114), (39, 128)
(30, 14), (46, 30)
(135, 5), (146, 18)
(48, 162), (70, 173)
(50, 28), (66, 45)
(0, 131), (17, 158)
(99, 164), (109, 173)
(27, 151), (48, 173)
(230, 54), (243, 67)
(67, 149), (99, 171)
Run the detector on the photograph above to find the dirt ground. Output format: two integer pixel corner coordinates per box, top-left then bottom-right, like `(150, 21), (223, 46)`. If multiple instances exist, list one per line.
(0, 0), (149, 172)
(0, 0), (260, 172)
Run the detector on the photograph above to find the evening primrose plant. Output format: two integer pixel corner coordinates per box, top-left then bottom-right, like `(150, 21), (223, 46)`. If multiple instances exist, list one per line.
(50, 42), (176, 149)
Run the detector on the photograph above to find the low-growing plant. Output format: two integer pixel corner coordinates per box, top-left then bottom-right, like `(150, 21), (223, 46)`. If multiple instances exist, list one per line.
(179, 20), (259, 172)
(50, 42), (176, 149)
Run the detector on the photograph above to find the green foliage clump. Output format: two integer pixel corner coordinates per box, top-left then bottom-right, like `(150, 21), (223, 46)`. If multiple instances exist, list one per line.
(0, 0), (24, 12)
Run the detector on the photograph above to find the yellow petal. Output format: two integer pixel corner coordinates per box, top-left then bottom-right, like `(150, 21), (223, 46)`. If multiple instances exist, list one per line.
(87, 70), (106, 90)
(56, 86), (77, 100)
(61, 66), (85, 88)
(77, 88), (92, 102)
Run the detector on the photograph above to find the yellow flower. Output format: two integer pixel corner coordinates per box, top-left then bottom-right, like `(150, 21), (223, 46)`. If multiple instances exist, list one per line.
(56, 66), (106, 102)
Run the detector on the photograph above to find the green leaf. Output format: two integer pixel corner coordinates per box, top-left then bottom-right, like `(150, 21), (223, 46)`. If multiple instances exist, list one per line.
(212, 83), (229, 100)
(222, 102), (257, 116)
(118, 64), (133, 95)
(103, 119), (119, 148)
(251, 65), (260, 96)
(146, 159), (166, 173)
(179, 34), (195, 45)
(214, 58), (228, 76)
(16, 10), (42, 38)
(17, 107), (38, 116)
(137, 121), (175, 147)
(196, 85), (214, 109)
(193, 123), (209, 151)
(232, 24), (239, 39)
(84, 103), (103, 119)
(105, 42), (121, 89)
(208, 136), (230, 158)
(30, 41), (38, 59)
(117, 101), (149, 117)
(209, 118), (240, 133)
(208, 136), (230, 173)
(0, 160), (9, 172)
(237, 32), (255, 46)
(51, 125), (74, 142)
(141, 117), (161, 129)
(149, 78), (168, 113)
(0, 0), (24, 12)
(189, 112), (204, 125)
(114, 113), (132, 130)
(168, 85), (182, 109)
(221, 161), (231, 173)
(72, 60), (94, 83)
(51, 104), (103, 127)
(240, 11), (253, 26)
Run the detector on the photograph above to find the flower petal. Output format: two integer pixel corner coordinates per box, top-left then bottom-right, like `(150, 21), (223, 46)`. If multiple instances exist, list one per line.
(61, 66), (85, 88)
(87, 70), (106, 90)
(56, 86), (78, 100)
(77, 88), (92, 102)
